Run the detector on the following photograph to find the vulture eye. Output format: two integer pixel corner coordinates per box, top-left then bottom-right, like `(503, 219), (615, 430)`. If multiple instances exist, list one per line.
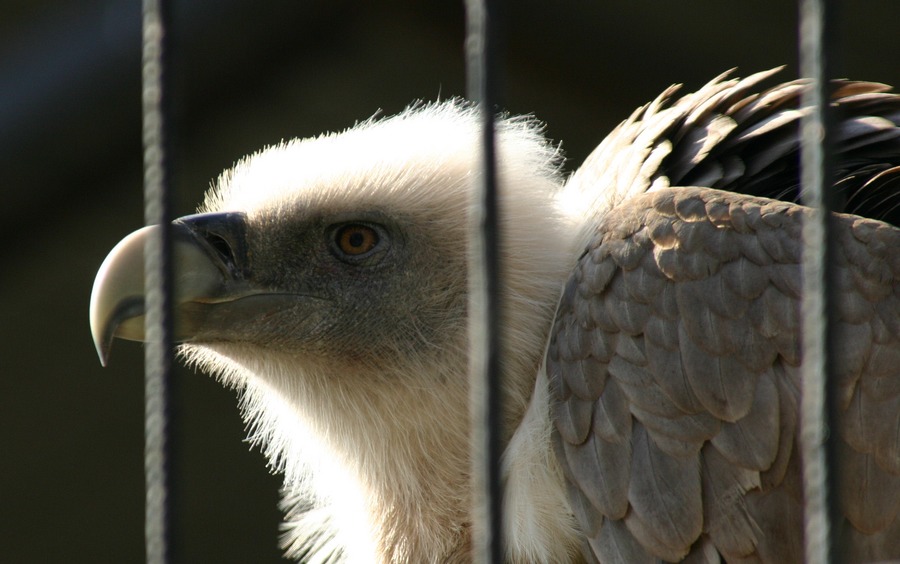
(333, 223), (380, 259)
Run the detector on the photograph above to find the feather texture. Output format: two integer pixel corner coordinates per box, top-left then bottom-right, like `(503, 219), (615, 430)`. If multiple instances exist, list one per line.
(550, 187), (900, 561)
(550, 70), (900, 562)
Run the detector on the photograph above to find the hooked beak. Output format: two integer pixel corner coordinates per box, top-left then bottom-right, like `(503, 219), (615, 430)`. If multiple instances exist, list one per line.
(89, 212), (254, 365)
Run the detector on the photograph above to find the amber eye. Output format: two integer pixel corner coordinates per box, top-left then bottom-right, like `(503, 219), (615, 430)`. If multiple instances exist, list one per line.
(335, 224), (379, 256)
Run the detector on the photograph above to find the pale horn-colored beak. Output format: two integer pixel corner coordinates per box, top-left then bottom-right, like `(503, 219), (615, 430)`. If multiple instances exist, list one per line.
(89, 213), (250, 365)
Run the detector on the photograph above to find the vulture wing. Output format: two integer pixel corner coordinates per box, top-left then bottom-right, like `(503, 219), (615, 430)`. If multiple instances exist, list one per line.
(550, 70), (900, 562)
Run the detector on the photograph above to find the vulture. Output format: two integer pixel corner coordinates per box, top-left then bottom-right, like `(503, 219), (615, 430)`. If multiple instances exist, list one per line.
(90, 68), (900, 563)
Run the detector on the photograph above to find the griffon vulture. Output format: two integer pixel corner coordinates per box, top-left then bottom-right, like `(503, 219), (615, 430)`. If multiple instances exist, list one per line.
(90, 68), (900, 562)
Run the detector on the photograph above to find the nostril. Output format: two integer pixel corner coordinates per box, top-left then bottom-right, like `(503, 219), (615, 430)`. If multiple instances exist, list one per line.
(206, 233), (236, 266)
(175, 212), (250, 279)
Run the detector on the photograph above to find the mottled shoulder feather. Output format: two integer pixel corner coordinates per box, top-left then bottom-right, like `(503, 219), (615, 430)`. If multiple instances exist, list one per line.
(549, 187), (900, 562)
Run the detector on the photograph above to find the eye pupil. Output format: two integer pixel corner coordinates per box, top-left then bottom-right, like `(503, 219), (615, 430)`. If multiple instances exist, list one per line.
(337, 224), (378, 256)
(348, 232), (365, 248)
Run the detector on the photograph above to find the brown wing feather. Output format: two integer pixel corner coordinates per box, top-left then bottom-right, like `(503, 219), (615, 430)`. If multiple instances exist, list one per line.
(548, 187), (900, 562)
(564, 69), (900, 228)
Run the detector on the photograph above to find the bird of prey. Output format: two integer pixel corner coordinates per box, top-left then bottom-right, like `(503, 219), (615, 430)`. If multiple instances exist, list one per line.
(90, 68), (900, 562)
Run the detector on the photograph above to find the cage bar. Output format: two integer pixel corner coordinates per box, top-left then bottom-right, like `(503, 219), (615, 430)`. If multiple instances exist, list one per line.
(464, 0), (506, 561)
(797, 0), (842, 562)
(141, 0), (175, 562)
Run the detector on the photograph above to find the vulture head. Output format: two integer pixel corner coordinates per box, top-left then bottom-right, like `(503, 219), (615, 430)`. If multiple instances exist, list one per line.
(91, 70), (900, 562)
(91, 101), (580, 561)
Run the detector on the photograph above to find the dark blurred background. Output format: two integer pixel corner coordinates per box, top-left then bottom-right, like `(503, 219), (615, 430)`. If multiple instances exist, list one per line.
(1, 1), (896, 561)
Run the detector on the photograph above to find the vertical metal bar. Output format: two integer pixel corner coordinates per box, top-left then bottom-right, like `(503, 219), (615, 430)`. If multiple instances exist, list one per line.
(142, 0), (175, 562)
(798, 0), (842, 562)
(464, 0), (505, 561)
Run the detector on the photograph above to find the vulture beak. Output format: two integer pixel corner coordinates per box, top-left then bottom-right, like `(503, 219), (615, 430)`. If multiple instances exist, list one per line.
(89, 212), (255, 366)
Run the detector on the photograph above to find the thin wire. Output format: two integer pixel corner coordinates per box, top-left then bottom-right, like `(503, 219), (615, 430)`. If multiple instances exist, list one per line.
(464, 0), (505, 561)
(142, 0), (175, 562)
(798, 0), (842, 562)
